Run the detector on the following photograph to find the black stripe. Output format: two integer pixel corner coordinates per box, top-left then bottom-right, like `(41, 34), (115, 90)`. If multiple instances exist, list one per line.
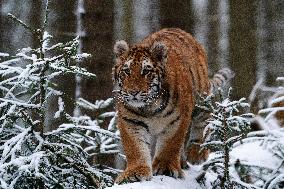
(163, 109), (174, 117)
(218, 70), (228, 80)
(152, 89), (170, 115)
(219, 68), (233, 80)
(170, 115), (180, 125)
(163, 92), (179, 117)
(138, 138), (150, 145)
(122, 117), (149, 132)
(214, 74), (225, 82)
(189, 139), (201, 144)
(124, 105), (146, 117)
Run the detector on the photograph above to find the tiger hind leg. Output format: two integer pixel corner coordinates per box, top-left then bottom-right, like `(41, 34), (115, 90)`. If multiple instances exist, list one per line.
(186, 111), (210, 164)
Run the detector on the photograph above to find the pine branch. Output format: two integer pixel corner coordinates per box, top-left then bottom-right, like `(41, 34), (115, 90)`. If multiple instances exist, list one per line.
(7, 13), (36, 33)
(1, 1), (119, 187)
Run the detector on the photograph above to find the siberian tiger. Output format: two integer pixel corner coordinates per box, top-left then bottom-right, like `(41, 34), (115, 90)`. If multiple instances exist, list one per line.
(112, 28), (233, 184)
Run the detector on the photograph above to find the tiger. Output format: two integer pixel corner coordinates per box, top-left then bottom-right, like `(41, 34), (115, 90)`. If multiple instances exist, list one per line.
(112, 28), (234, 184)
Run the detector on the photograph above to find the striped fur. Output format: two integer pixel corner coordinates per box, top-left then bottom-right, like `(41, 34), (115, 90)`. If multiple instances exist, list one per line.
(210, 68), (235, 94)
(113, 28), (212, 184)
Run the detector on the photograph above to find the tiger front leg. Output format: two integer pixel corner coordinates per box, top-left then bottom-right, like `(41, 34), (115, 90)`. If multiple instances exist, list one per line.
(152, 118), (189, 178)
(115, 120), (152, 184)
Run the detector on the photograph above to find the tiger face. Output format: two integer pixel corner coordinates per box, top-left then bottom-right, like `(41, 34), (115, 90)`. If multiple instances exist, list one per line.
(113, 40), (167, 108)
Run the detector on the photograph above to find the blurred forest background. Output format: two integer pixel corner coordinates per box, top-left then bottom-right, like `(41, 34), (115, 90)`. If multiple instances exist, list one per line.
(0, 0), (283, 125)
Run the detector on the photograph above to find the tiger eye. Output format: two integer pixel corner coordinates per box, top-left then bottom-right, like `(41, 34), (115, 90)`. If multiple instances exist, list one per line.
(142, 66), (153, 75)
(124, 68), (130, 75)
(145, 65), (152, 69)
(142, 69), (150, 75)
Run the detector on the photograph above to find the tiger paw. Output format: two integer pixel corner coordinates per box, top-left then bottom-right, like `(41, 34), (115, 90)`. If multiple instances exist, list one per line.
(180, 159), (190, 170)
(187, 144), (209, 164)
(152, 159), (184, 178)
(115, 166), (152, 184)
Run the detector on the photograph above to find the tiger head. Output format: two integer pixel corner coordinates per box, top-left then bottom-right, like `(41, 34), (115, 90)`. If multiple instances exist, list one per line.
(112, 40), (168, 108)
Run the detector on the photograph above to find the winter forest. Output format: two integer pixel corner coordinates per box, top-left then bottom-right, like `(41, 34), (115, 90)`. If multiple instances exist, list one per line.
(0, 0), (283, 189)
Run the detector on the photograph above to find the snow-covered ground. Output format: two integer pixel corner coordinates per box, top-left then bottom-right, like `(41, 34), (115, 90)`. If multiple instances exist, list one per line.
(108, 165), (202, 189)
(231, 141), (278, 169)
(107, 140), (280, 189)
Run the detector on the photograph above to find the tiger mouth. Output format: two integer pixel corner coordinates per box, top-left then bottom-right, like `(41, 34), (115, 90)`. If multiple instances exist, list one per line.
(123, 96), (148, 107)
(122, 90), (159, 108)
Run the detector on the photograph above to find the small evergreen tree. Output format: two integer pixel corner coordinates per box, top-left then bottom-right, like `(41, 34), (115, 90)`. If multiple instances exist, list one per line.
(0, 1), (120, 188)
(233, 77), (284, 189)
(198, 88), (254, 189)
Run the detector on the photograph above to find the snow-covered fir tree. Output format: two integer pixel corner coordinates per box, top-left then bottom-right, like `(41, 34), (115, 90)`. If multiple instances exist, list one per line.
(0, 1), (120, 188)
(198, 88), (254, 189)
(231, 77), (284, 189)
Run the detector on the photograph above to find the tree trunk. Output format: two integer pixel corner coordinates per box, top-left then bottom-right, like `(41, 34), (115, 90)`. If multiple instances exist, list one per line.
(263, 0), (283, 85)
(206, 0), (219, 74)
(29, 0), (43, 49)
(229, 0), (257, 100)
(82, 0), (114, 103)
(217, 0), (230, 69)
(0, 0), (4, 52)
(82, 0), (115, 168)
(133, 0), (160, 42)
(160, 0), (194, 34)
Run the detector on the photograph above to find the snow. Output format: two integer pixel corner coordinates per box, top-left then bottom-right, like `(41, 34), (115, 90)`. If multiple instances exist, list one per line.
(230, 141), (278, 169)
(0, 97), (40, 108)
(76, 97), (113, 110)
(270, 95), (284, 105)
(54, 97), (64, 119)
(42, 31), (52, 52)
(0, 52), (9, 57)
(107, 166), (203, 189)
(106, 137), (282, 189)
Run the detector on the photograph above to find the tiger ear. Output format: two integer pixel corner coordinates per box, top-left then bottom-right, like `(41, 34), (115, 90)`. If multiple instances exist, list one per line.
(114, 40), (129, 58)
(150, 42), (167, 63)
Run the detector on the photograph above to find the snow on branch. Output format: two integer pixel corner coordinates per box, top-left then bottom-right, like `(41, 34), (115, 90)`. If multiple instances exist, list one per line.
(0, 2), (120, 188)
(198, 88), (253, 188)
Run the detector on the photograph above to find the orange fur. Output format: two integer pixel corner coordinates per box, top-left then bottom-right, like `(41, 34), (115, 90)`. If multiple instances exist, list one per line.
(113, 28), (210, 184)
(186, 140), (209, 164)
